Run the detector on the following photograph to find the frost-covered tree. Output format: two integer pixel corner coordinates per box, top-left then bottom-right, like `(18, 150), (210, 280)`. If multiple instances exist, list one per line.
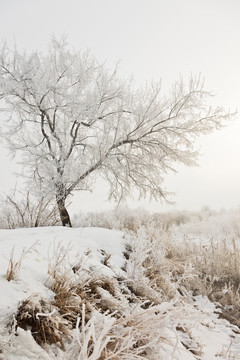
(0, 38), (235, 226)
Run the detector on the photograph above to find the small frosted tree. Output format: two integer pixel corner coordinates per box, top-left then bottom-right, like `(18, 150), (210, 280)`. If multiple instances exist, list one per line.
(0, 38), (235, 226)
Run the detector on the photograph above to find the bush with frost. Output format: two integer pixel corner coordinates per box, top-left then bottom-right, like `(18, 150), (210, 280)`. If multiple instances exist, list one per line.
(0, 191), (60, 229)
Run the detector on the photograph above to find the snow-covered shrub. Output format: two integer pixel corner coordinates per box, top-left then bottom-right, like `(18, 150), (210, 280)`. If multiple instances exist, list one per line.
(61, 302), (176, 360)
(0, 191), (60, 229)
(125, 226), (198, 302)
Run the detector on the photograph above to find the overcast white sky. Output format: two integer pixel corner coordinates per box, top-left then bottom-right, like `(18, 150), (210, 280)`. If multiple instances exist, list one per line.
(0, 0), (240, 212)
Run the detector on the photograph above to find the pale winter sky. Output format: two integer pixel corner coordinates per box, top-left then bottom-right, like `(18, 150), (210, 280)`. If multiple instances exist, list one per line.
(0, 0), (240, 213)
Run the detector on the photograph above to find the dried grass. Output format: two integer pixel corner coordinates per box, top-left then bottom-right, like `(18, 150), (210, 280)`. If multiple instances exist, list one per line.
(51, 274), (86, 327)
(6, 241), (39, 281)
(192, 238), (240, 301)
(51, 270), (125, 327)
(14, 294), (70, 349)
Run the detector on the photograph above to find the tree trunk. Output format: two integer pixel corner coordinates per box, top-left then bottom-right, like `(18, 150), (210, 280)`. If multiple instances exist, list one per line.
(56, 193), (72, 227)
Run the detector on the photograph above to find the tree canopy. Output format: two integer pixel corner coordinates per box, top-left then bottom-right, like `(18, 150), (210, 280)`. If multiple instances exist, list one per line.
(0, 38), (235, 225)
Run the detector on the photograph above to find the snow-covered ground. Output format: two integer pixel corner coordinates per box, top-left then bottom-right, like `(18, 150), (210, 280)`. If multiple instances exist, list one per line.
(0, 226), (240, 359)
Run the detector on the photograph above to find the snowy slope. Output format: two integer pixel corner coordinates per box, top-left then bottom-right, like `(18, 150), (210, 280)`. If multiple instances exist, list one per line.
(0, 227), (239, 359)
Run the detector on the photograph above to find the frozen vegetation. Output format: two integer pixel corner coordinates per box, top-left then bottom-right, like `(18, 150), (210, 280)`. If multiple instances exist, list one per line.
(0, 207), (240, 359)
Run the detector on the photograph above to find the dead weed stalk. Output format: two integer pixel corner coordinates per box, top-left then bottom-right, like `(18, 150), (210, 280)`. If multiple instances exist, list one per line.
(6, 241), (39, 281)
